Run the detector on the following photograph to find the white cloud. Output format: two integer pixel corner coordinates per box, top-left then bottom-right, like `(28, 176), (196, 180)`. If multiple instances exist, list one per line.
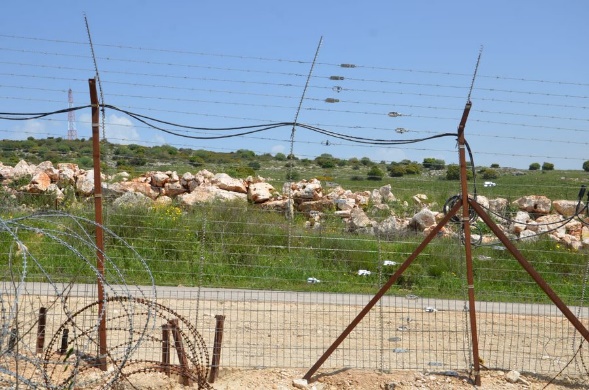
(12, 120), (49, 139)
(271, 144), (285, 155)
(77, 113), (140, 144)
(104, 114), (140, 144)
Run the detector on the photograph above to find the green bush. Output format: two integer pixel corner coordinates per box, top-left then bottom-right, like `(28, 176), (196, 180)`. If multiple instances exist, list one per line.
(481, 168), (499, 180)
(285, 171), (300, 181)
(529, 162), (541, 171)
(388, 165), (406, 177)
(446, 164), (473, 180)
(542, 162), (554, 171)
(366, 166), (384, 180)
(422, 158), (445, 170)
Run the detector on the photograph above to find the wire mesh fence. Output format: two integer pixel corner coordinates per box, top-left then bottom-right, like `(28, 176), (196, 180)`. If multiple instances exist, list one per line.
(1, 192), (588, 387)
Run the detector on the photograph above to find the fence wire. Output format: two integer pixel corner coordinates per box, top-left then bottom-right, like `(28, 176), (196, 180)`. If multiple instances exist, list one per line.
(2, 195), (587, 387)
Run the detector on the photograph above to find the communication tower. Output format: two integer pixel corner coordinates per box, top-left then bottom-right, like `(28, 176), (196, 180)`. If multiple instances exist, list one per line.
(67, 88), (78, 140)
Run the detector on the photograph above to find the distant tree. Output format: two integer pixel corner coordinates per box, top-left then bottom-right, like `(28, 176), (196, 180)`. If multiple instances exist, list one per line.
(247, 161), (261, 170)
(315, 153), (336, 169)
(388, 164), (406, 177)
(481, 168), (499, 180)
(529, 162), (541, 171)
(236, 149), (256, 159)
(404, 162), (422, 175)
(360, 157), (373, 166)
(583, 160), (589, 172)
(542, 162), (554, 171)
(274, 152), (287, 161)
(423, 158), (446, 170)
(490, 163), (500, 168)
(366, 166), (384, 180)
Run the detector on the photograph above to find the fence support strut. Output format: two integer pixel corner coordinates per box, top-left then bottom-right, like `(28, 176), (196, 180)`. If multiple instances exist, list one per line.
(303, 101), (589, 385)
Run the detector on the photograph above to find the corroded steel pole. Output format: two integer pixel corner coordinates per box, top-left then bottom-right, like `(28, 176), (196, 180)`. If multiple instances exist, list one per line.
(456, 102), (481, 386)
(89, 78), (107, 371)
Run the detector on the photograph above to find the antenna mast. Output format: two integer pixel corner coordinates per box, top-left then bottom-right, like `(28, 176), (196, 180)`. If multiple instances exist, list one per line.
(67, 88), (78, 140)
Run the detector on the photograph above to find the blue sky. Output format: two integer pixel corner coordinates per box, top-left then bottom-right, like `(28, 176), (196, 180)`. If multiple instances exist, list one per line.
(1, 1), (588, 170)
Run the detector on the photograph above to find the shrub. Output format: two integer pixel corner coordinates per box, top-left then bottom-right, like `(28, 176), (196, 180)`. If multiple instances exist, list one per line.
(583, 161), (589, 172)
(446, 164), (473, 180)
(315, 154), (336, 169)
(388, 165), (406, 177)
(285, 171), (300, 181)
(423, 158), (445, 170)
(481, 168), (499, 180)
(404, 162), (422, 175)
(529, 162), (541, 171)
(366, 166), (384, 180)
(541, 162), (554, 171)
(247, 161), (261, 170)
(490, 163), (500, 168)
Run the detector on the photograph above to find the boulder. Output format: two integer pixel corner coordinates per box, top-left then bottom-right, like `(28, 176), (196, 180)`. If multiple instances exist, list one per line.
(473, 195), (489, 210)
(412, 193), (428, 206)
(13, 160), (36, 178)
(290, 179), (323, 201)
(194, 169), (215, 186)
(57, 167), (76, 188)
(409, 208), (436, 231)
(297, 199), (335, 213)
(150, 172), (169, 187)
(47, 183), (64, 202)
(335, 198), (356, 211)
(27, 171), (51, 193)
(379, 184), (396, 202)
(164, 181), (186, 197)
(488, 198), (508, 214)
(511, 211), (530, 234)
(212, 173), (247, 193)
(349, 208), (374, 230)
(370, 189), (382, 204)
(552, 199), (583, 217)
(513, 195), (551, 214)
(535, 214), (566, 236)
(375, 216), (401, 237)
(113, 191), (152, 209)
(178, 187), (247, 207)
(75, 170), (95, 196)
(258, 199), (289, 212)
(0, 164), (14, 181)
(519, 230), (538, 242)
(248, 182), (274, 203)
(180, 172), (195, 187)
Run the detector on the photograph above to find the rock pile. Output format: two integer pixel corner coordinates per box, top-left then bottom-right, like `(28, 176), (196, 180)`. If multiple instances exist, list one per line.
(1, 160), (588, 249)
